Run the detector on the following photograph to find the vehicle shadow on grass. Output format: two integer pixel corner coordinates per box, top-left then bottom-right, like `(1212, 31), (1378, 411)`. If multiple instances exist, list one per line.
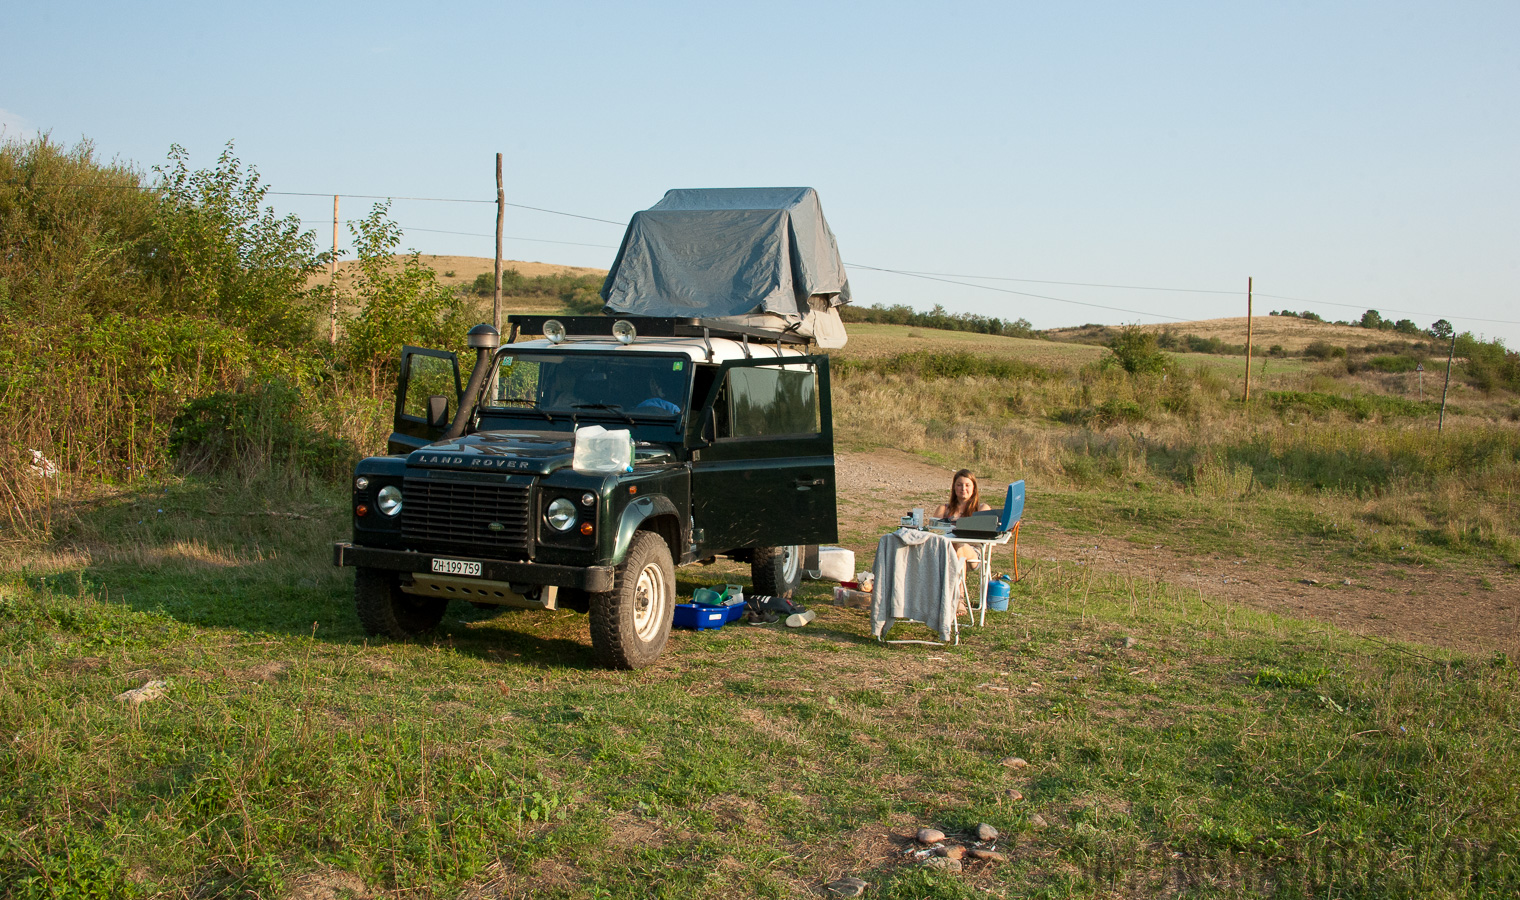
(32, 475), (385, 647)
(40, 477), (875, 669)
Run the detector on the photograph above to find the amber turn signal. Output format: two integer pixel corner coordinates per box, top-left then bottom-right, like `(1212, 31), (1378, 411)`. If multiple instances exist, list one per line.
(355, 504), (370, 517)
(579, 522), (594, 535)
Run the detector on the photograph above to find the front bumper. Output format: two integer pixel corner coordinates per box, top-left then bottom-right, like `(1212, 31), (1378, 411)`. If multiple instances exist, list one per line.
(332, 542), (614, 592)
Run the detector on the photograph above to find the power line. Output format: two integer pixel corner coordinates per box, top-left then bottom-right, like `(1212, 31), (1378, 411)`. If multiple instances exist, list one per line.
(845, 263), (1192, 322)
(272, 191), (626, 225)
(401, 228), (617, 249)
(891, 269), (1242, 296)
(5, 180), (628, 225)
(858, 263), (1520, 329)
(268, 190), (492, 204)
(299, 218), (617, 249)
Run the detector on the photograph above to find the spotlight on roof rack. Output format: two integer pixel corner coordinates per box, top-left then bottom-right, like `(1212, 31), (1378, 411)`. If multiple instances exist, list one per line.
(611, 319), (637, 345)
(543, 319), (566, 343)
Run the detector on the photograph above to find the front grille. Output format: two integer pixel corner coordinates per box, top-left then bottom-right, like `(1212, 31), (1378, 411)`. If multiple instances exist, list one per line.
(401, 477), (532, 555)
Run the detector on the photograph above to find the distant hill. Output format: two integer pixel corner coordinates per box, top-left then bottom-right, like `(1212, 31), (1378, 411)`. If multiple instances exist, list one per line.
(310, 255), (607, 291)
(1049, 316), (1400, 353)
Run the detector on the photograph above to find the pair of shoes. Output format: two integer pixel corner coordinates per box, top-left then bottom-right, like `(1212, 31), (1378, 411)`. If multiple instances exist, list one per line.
(747, 610), (779, 624)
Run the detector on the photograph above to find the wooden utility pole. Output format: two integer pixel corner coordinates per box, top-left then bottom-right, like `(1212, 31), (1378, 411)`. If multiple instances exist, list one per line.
(1438, 331), (1456, 433)
(328, 194), (339, 343)
(494, 153), (504, 333)
(1243, 276), (1254, 401)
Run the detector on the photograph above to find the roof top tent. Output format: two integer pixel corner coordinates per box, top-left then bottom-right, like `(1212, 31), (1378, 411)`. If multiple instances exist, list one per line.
(600, 187), (852, 349)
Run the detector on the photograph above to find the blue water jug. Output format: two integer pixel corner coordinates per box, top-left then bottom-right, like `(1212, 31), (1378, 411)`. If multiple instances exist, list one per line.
(987, 576), (1011, 612)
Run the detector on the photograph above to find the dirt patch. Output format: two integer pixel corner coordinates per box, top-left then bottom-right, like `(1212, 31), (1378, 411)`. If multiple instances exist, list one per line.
(281, 867), (369, 900)
(237, 660), (293, 682)
(836, 450), (1520, 657)
(61, 656), (103, 671)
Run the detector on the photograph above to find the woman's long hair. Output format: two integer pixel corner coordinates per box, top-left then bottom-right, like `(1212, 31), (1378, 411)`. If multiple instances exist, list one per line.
(945, 469), (981, 519)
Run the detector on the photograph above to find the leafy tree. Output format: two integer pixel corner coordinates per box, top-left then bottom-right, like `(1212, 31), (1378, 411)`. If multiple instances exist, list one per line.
(150, 143), (328, 349)
(1430, 319), (1454, 340)
(1392, 318), (1421, 336)
(1359, 309), (1385, 330)
(340, 202), (465, 379)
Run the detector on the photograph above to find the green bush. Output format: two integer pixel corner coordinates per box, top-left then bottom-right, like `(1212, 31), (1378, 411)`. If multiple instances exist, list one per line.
(1106, 325), (1173, 375)
(1456, 333), (1520, 393)
(339, 203), (466, 377)
(169, 381), (358, 482)
(1364, 355), (1421, 373)
(1303, 341), (1346, 360)
(0, 135), (162, 324)
(151, 143), (329, 350)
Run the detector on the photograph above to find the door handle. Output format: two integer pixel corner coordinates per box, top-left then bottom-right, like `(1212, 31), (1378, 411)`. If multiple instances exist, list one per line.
(794, 477), (826, 488)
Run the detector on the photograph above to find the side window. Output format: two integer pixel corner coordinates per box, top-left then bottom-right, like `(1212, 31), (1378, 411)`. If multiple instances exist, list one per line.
(401, 352), (460, 421)
(723, 364), (819, 438)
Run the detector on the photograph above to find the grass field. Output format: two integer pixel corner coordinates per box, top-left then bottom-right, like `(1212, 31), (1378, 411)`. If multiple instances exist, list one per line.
(5, 469), (1518, 897)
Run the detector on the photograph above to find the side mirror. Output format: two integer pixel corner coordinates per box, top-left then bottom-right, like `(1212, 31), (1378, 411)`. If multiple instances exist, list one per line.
(427, 395), (450, 429)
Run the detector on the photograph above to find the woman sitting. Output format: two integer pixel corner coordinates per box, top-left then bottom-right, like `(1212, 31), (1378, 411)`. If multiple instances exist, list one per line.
(934, 469), (992, 614)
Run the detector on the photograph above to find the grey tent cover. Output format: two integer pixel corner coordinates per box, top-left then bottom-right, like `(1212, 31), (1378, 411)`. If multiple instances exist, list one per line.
(601, 187), (852, 320)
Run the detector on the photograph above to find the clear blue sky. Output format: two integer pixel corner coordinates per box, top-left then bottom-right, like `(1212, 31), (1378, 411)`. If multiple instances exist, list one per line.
(6, 2), (1518, 344)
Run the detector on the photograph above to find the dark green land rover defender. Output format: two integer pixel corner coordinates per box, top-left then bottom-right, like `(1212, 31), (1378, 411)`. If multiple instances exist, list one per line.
(333, 315), (838, 668)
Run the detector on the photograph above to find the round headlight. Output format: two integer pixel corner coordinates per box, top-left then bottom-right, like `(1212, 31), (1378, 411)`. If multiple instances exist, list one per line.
(355, 476), (370, 490)
(543, 319), (566, 343)
(580, 492), (597, 507)
(546, 497), (577, 531)
(377, 484), (403, 516)
(611, 319), (637, 344)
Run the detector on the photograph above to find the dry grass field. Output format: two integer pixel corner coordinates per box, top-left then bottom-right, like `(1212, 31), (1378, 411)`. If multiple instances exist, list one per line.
(308, 255), (607, 291)
(1049, 316), (1392, 353)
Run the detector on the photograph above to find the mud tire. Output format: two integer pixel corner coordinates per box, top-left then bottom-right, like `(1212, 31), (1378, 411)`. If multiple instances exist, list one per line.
(355, 567), (447, 639)
(751, 545), (803, 599)
(589, 532), (674, 669)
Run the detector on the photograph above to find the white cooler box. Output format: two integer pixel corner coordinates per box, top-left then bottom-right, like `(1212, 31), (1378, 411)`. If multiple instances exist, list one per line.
(807, 546), (856, 583)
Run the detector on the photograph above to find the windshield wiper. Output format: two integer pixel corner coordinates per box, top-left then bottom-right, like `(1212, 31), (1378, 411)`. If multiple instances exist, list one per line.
(572, 403), (636, 426)
(494, 397), (554, 423)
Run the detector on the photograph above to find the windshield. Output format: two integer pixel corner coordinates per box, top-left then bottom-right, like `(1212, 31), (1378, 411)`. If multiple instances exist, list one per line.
(486, 352), (691, 421)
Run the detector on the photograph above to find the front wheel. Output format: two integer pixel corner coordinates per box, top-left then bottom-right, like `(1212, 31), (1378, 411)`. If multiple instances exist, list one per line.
(355, 568), (447, 639)
(751, 545), (803, 599)
(589, 532), (674, 669)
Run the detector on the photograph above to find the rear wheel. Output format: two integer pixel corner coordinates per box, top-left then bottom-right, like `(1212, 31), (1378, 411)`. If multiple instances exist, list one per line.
(355, 568), (447, 639)
(589, 532), (674, 669)
(751, 545), (803, 599)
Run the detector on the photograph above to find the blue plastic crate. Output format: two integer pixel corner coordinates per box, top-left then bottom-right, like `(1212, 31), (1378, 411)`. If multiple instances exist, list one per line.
(673, 603), (727, 630)
(722, 601), (747, 624)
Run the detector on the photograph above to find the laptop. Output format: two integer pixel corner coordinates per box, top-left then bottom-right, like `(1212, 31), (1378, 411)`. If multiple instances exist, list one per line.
(949, 480), (1024, 539)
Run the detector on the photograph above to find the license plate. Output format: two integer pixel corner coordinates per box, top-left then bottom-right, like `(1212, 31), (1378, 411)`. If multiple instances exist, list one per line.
(431, 558), (482, 577)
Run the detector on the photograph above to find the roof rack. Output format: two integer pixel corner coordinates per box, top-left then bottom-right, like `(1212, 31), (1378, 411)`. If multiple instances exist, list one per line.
(507, 314), (813, 349)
